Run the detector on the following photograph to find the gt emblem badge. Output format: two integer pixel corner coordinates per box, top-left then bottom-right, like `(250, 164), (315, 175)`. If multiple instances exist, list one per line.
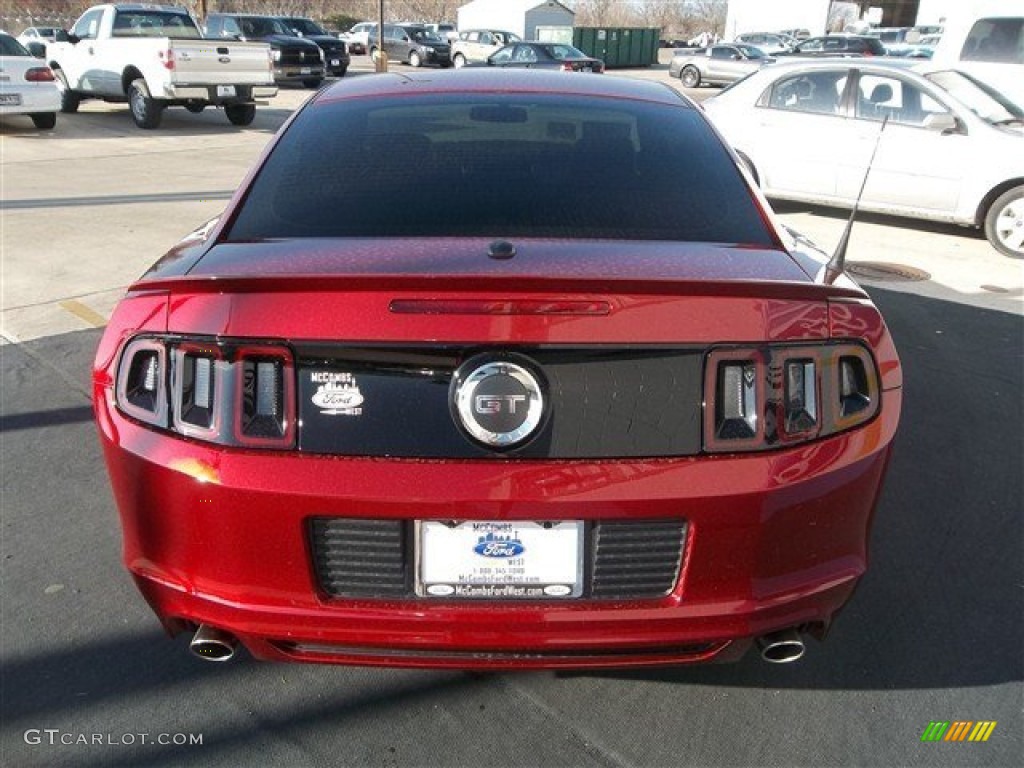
(453, 359), (544, 448)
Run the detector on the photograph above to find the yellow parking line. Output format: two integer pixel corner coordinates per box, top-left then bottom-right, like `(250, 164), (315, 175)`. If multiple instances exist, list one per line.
(59, 299), (108, 328)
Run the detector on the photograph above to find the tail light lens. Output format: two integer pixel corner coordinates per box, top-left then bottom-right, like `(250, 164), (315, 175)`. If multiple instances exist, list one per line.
(115, 337), (294, 449)
(704, 343), (879, 452)
(25, 67), (56, 82)
(116, 339), (167, 426)
(235, 348), (295, 448)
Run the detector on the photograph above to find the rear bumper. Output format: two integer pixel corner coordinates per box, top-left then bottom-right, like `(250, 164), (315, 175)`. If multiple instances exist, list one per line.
(273, 67), (325, 84)
(164, 84), (278, 102)
(97, 383), (900, 668)
(0, 88), (61, 115)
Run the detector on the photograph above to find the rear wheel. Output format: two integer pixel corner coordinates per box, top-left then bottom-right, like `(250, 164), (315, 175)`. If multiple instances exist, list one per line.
(225, 103), (256, 127)
(984, 186), (1024, 258)
(30, 112), (57, 130)
(128, 78), (164, 129)
(453, 53), (466, 68)
(681, 65), (701, 88)
(409, 51), (422, 67)
(54, 69), (80, 113)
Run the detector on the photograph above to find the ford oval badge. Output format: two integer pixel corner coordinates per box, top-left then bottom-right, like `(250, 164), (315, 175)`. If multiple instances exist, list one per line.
(474, 532), (525, 558)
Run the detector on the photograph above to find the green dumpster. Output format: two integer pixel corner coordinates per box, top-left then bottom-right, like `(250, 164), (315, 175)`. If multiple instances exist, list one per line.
(572, 27), (660, 68)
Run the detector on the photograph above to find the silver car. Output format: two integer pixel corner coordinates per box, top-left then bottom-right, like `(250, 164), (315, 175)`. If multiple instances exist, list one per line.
(703, 59), (1024, 258)
(451, 29), (521, 68)
(669, 44), (773, 88)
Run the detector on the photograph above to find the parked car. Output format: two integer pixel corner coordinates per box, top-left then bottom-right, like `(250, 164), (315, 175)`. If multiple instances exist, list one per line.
(368, 23), (451, 67)
(204, 13), (325, 88)
(669, 43), (772, 87)
(17, 25), (62, 44)
(776, 34), (887, 57)
(47, 4), (277, 129)
(733, 32), (796, 54)
(486, 42), (604, 72)
(94, 69), (901, 669)
(703, 59), (1024, 257)
(779, 28), (811, 40)
(903, 33), (942, 59)
(276, 16), (349, 77)
(451, 28), (520, 68)
(425, 22), (458, 43)
(0, 31), (59, 129)
(930, 5), (1023, 109)
(339, 21), (374, 54)
(17, 25), (63, 55)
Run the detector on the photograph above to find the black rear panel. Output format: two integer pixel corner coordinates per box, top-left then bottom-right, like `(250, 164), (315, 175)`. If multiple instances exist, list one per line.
(296, 345), (703, 458)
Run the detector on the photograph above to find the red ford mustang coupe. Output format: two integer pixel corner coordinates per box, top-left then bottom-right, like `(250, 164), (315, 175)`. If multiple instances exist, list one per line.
(94, 70), (901, 669)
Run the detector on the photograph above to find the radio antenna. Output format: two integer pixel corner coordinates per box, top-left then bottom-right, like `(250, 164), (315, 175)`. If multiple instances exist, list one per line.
(825, 113), (889, 284)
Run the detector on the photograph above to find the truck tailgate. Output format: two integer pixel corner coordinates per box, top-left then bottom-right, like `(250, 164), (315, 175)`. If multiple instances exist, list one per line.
(170, 40), (273, 85)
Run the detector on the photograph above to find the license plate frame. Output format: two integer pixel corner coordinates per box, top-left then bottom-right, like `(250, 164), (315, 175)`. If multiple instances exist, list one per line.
(216, 85), (236, 98)
(417, 520), (584, 599)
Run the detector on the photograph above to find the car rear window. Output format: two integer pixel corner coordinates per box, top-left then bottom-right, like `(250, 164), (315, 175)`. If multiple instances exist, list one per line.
(227, 94), (774, 245)
(961, 17), (1024, 64)
(0, 33), (29, 56)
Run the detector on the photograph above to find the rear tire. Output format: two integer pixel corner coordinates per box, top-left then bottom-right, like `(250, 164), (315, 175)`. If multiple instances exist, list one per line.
(128, 78), (164, 129)
(30, 112), (57, 130)
(984, 185), (1024, 259)
(225, 103), (256, 127)
(54, 69), (80, 113)
(409, 51), (422, 67)
(453, 53), (466, 68)
(681, 65), (701, 88)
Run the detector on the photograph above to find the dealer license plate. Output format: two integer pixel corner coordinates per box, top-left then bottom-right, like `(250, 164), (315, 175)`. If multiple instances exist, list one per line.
(418, 520), (583, 598)
(216, 85), (235, 98)
(0, 93), (23, 106)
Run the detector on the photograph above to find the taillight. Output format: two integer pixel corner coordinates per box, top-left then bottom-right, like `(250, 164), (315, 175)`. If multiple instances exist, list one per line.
(561, 62), (574, 72)
(25, 67), (56, 82)
(704, 343), (879, 452)
(235, 347), (295, 448)
(116, 339), (168, 426)
(115, 337), (295, 449)
(158, 48), (175, 70)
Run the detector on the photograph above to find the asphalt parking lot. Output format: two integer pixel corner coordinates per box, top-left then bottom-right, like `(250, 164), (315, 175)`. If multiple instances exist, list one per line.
(2, 57), (1022, 767)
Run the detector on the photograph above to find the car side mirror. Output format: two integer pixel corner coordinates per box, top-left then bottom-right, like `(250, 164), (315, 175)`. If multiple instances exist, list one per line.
(27, 41), (46, 58)
(66, 33), (80, 44)
(923, 113), (958, 133)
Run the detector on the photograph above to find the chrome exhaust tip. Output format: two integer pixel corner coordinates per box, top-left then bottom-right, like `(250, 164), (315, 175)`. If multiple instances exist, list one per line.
(189, 624), (238, 662)
(756, 628), (805, 664)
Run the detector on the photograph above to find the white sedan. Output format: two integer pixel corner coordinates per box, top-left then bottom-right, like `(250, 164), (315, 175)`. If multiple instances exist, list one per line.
(703, 59), (1024, 258)
(0, 32), (60, 129)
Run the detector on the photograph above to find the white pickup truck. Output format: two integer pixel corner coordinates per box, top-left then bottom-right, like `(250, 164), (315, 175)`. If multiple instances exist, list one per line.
(47, 3), (277, 129)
